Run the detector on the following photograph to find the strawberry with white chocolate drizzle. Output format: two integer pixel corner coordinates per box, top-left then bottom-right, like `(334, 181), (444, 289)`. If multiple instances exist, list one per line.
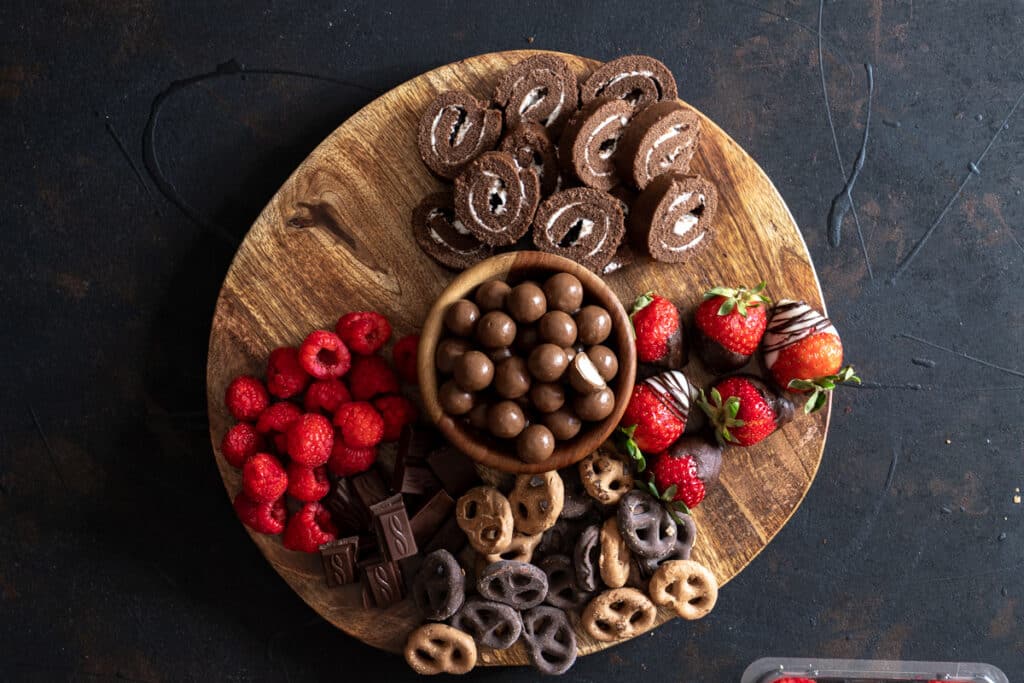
(763, 300), (860, 413)
(619, 370), (695, 461)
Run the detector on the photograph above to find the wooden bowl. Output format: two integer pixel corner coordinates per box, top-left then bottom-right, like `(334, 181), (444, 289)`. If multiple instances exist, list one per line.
(418, 251), (637, 474)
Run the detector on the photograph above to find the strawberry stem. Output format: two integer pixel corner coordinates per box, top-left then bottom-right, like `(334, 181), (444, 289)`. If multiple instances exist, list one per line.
(615, 425), (647, 472)
(697, 388), (746, 445)
(789, 365), (861, 413)
(703, 281), (771, 318)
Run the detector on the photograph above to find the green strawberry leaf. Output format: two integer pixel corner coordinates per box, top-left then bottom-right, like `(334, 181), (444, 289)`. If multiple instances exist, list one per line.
(710, 387), (723, 406)
(615, 426), (646, 472)
(717, 298), (736, 316)
(726, 395), (740, 419)
(671, 500), (691, 515)
(630, 291), (654, 318)
(662, 484), (678, 501)
(804, 389), (828, 414)
(645, 479), (660, 498)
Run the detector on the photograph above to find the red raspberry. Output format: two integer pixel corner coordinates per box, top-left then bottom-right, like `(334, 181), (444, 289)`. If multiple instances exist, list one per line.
(224, 375), (269, 421)
(336, 311), (392, 355)
(285, 413), (334, 466)
(283, 501), (338, 553)
(392, 334), (420, 384)
(233, 492), (287, 535)
(272, 433), (289, 455)
(255, 401), (302, 435)
(266, 347), (310, 399)
(241, 453), (288, 502)
(347, 354), (400, 401)
(373, 394), (418, 442)
(298, 330), (352, 380)
(333, 401), (384, 448)
(220, 422), (264, 468)
(286, 463), (330, 502)
(327, 441), (378, 477)
(304, 379), (351, 414)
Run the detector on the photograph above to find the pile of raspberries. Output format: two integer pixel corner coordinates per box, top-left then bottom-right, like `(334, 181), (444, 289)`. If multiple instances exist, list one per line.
(221, 311), (419, 553)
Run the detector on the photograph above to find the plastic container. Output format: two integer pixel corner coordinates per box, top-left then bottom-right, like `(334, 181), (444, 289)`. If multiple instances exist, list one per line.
(742, 658), (1008, 683)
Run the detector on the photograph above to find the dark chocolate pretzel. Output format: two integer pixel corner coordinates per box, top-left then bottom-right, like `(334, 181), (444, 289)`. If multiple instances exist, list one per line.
(558, 97), (633, 191)
(499, 122), (561, 196)
(412, 549), (466, 621)
(412, 191), (493, 270)
(493, 54), (579, 136)
(538, 554), (591, 610)
(521, 605), (578, 675)
(450, 596), (523, 650)
(616, 101), (701, 190)
(532, 187), (626, 272)
(573, 523), (603, 592)
(477, 560), (548, 610)
(417, 90), (502, 179)
(454, 151), (540, 247)
(629, 172), (718, 263)
(581, 55), (678, 111)
(616, 489), (678, 560)
(637, 512), (697, 576)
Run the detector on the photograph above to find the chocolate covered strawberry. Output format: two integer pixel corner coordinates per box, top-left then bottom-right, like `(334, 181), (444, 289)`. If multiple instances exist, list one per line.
(695, 281), (770, 373)
(763, 299), (860, 413)
(650, 437), (723, 510)
(630, 292), (687, 369)
(699, 374), (794, 446)
(619, 370), (694, 459)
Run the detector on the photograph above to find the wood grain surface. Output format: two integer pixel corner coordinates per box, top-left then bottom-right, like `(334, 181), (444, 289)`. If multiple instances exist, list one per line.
(205, 50), (830, 667)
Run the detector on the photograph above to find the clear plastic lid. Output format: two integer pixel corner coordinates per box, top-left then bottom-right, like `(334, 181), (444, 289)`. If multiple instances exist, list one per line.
(742, 658), (1008, 683)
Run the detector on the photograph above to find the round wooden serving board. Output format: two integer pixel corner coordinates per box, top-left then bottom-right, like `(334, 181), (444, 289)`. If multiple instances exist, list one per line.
(206, 50), (830, 666)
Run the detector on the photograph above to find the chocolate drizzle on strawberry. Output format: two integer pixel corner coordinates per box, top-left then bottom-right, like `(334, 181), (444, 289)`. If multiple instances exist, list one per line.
(644, 371), (692, 423)
(762, 300), (836, 355)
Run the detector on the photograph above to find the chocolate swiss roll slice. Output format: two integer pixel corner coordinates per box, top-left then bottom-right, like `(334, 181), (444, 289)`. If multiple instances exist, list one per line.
(417, 90), (502, 179)
(453, 151), (540, 247)
(412, 191), (493, 270)
(532, 188), (625, 272)
(629, 173), (717, 263)
(558, 97), (633, 191)
(616, 101), (701, 190)
(493, 54), (578, 136)
(580, 55), (678, 111)
(499, 123), (560, 196)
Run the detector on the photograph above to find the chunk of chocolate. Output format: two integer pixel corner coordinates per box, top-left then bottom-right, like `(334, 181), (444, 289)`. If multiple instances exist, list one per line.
(424, 516), (468, 555)
(370, 494), (418, 562)
(409, 489), (456, 548)
(324, 477), (371, 533)
(426, 447), (480, 497)
(319, 536), (360, 587)
(360, 555), (405, 608)
(393, 426), (442, 496)
(352, 469), (389, 509)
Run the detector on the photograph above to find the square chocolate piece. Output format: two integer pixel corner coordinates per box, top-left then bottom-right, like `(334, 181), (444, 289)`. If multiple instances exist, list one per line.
(409, 489), (455, 548)
(319, 536), (359, 587)
(425, 447), (480, 497)
(352, 469), (389, 509)
(423, 516), (466, 555)
(392, 426), (442, 496)
(370, 494), (418, 562)
(361, 557), (404, 608)
(324, 478), (370, 533)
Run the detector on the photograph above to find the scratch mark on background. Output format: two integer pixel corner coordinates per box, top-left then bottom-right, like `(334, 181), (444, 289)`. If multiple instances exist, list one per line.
(29, 405), (68, 493)
(104, 117), (157, 202)
(142, 59), (380, 249)
(884, 438), (900, 491)
(817, 0), (874, 282)
(891, 86), (1024, 282)
(896, 333), (1024, 378)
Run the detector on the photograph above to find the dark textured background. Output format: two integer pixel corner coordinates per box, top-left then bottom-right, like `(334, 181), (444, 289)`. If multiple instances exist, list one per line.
(2, 1), (1022, 680)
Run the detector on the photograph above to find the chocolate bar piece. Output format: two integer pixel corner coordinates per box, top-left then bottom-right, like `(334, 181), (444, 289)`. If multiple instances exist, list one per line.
(423, 516), (467, 555)
(370, 494), (418, 562)
(324, 478), (370, 533)
(319, 536), (359, 587)
(425, 447), (480, 497)
(409, 489), (455, 548)
(393, 426), (442, 496)
(361, 581), (375, 609)
(352, 469), (389, 509)
(361, 556), (404, 608)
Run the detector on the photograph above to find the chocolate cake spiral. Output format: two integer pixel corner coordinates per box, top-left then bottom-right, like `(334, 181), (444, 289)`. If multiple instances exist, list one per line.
(417, 90), (502, 179)
(558, 97), (633, 191)
(499, 123), (561, 196)
(629, 173), (717, 263)
(493, 55), (579, 136)
(580, 55), (678, 111)
(532, 187), (626, 272)
(453, 151), (541, 247)
(412, 191), (493, 269)
(617, 101), (701, 190)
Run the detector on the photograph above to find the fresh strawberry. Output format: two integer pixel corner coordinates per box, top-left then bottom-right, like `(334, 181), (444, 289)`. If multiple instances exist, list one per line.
(699, 375), (794, 446)
(695, 281), (770, 373)
(630, 292), (686, 368)
(650, 437), (723, 509)
(619, 370), (693, 456)
(763, 300), (859, 412)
